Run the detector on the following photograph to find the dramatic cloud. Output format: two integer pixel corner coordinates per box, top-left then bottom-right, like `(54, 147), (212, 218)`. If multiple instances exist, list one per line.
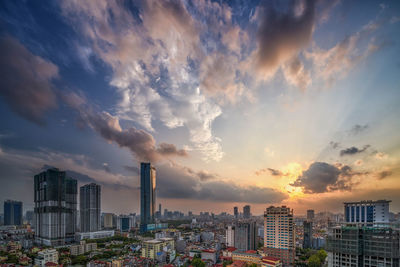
(0, 35), (58, 124)
(291, 162), (365, 193)
(340, 145), (370, 156)
(157, 164), (288, 203)
(252, 0), (315, 79)
(60, 0), (225, 161)
(63, 92), (188, 162)
(282, 56), (311, 91)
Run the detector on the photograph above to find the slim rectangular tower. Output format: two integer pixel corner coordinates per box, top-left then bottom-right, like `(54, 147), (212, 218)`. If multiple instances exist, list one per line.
(4, 200), (23, 226)
(264, 206), (295, 267)
(34, 168), (77, 246)
(243, 205), (251, 219)
(80, 183), (101, 232)
(140, 162), (156, 232)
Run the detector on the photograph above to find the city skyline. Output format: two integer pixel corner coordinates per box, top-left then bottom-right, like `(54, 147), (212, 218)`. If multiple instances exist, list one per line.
(1, 0), (400, 216)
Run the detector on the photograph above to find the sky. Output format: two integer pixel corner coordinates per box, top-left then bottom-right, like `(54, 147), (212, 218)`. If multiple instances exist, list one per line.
(0, 0), (400, 216)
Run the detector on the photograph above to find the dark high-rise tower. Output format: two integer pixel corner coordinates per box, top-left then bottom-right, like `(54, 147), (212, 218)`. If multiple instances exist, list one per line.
(4, 200), (23, 226)
(234, 206), (238, 218)
(34, 168), (77, 246)
(243, 205), (251, 218)
(80, 183), (101, 232)
(303, 221), (313, 249)
(140, 163), (156, 232)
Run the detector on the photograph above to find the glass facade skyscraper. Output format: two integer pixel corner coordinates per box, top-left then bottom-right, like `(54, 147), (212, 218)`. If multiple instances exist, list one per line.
(140, 162), (156, 232)
(4, 200), (23, 226)
(34, 168), (77, 246)
(80, 183), (101, 232)
(344, 200), (390, 223)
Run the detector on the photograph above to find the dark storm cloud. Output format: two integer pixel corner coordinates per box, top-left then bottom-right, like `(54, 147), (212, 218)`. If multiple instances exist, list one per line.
(157, 164), (288, 203)
(291, 162), (366, 194)
(350, 124), (369, 135)
(63, 92), (188, 162)
(255, 0), (316, 74)
(340, 145), (370, 156)
(377, 171), (392, 180)
(0, 35), (58, 125)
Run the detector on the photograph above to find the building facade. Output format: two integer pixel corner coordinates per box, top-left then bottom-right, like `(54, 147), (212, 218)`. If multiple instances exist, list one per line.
(264, 206), (295, 267)
(34, 249), (58, 267)
(4, 200), (23, 226)
(344, 200), (391, 223)
(34, 168), (77, 246)
(234, 207), (238, 218)
(303, 221), (312, 249)
(140, 162), (156, 232)
(80, 183), (101, 232)
(234, 221), (257, 251)
(327, 224), (400, 267)
(226, 225), (235, 247)
(141, 238), (175, 261)
(307, 209), (315, 221)
(102, 213), (115, 229)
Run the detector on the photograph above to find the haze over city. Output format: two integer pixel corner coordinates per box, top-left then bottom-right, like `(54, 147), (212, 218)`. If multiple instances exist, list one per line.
(1, 0), (400, 216)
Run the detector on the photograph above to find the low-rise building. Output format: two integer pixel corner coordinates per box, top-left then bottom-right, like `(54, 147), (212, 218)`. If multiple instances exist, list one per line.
(232, 250), (262, 265)
(75, 230), (115, 241)
(34, 249), (58, 267)
(261, 256), (282, 267)
(70, 240), (97, 256)
(201, 249), (217, 264)
(141, 237), (175, 262)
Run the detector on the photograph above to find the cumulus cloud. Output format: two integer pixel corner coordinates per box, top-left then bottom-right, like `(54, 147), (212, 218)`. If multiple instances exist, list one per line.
(63, 92), (188, 162)
(157, 164), (288, 203)
(0, 35), (58, 124)
(60, 0), (225, 161)
(291, 162), (365, 193)
(340, 145), (370, 156)
(282, 56), (311, 91)
(251, 0), (316, 79)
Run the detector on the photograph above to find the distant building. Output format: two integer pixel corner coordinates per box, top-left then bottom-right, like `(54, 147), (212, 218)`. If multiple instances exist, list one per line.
(232, 250), (261, 265)
(226, 225), (235, 247)
(102, 213), (115, 229)
(234, 207), (238, 218)
(34, 168), (77, 246)
(34, 249), (58, 267)
(4, 200), (23, 226)
(307, 209), (314, 221)
(264, 206), (295, 267)
(140, 163), (156, 232)
(25, 210), (34, 225)
(303, 221), (312, 249)
(80, 183), (101, 232)
(344, 200), (391, 223)
(118, 216), (131, 232)
(243, 205), (251, 219)
(234, 221), (257, 251)
(327, 224), (400, 267)
(201, 249), (217, 264)
(75, 230), (115, 241)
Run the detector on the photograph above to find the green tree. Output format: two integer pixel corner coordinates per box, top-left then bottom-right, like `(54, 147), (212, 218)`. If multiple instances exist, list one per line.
(191, 258), (206, 267)
(316, 249), (327, 263)
(308, 254), (321, 267)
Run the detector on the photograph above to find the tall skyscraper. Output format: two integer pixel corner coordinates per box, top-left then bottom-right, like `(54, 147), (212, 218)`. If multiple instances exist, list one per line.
(243, 205), (251, 219)
(307, 209), (314, 221)
(226, 225), (235, 247)
(34, 168), (77, 246)
(80, 183), (101, 232)
(234, 221), (257, 251)
(4, 200), (23, 226)
(234, 207), (238, 218)
(344, 200), (390, 223)
(303, 221), (312, 249)
(140, 162), (156, 232)
(264, 206), (295, 267)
